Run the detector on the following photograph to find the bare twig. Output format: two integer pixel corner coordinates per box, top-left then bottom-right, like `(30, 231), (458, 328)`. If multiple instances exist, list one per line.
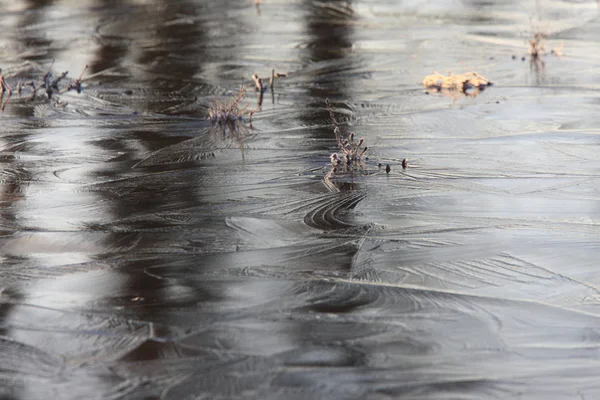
(0, 69), (13, 111)
(251, 73), (263, 92)
(0, 70), (12, 96)
(51, 71), (68, 89)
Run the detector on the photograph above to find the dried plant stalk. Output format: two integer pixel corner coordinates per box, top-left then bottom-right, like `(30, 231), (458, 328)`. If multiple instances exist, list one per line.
(325, 99), (368, 179)
(269, 69), (275, 90)
(529, 32), (547, 58)
(1, 62), (89, 111)
(251, 74), (264, 92)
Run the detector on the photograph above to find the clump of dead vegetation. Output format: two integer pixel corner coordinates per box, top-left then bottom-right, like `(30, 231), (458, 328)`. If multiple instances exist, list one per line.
(423, 71), (492, 95)
(0, 62), (88, 111)
(208, 70), (287, 132)
(525, 31), (564, 73)
(208, 86), (255, 135)
(528, 32), (547, 59)
(323, 99), (410, 190)
(324, 99), (369, 189)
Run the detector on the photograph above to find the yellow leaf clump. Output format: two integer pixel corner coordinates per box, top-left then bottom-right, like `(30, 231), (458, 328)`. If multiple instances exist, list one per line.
(423, 71), (491, 92)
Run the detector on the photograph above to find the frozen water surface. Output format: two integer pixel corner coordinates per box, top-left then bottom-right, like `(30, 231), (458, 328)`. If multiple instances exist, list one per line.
(1, 0), (600, 399)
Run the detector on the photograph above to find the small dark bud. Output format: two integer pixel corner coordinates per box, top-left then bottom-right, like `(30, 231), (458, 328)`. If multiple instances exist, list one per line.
(385, 164), (391, 174)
